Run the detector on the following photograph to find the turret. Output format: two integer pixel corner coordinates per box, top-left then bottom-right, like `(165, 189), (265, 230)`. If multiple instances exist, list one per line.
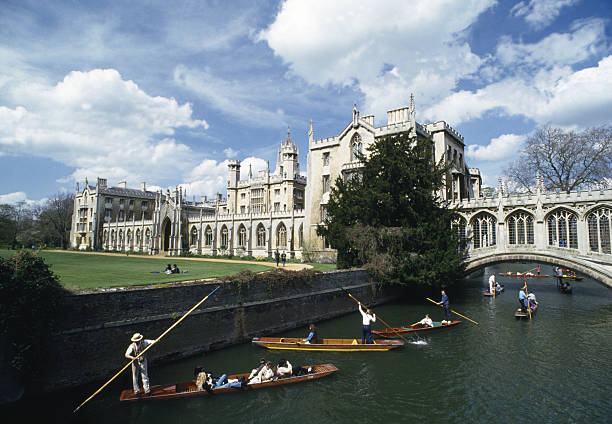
(228, 160), (241, 188)
(276, 128), (300, 179)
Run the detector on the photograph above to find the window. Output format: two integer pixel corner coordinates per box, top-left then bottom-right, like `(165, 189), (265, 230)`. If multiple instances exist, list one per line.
(190, 227), (198, 246)
(141, 201), (148, 210)
(240, 206), (245, 213)
(257, 224), (266, 247)
(129, 199), (134, 208)
(105, 209), (111, 220)
(351, 133), (363, 161)
(447, 146), (452, 162)
(120, 199), (124, 206)
(241, 193), (246, 199)
(320, 206), (327, 221)
(472, 213), (496, 249)
(119, 210), (124, 221)
(548, 209), (578, 249)
(205, 227), (213, 246)
(251, 188), (264, 213)
(451, 216), (467, 245)
(323, 175), (330, 193)
(323, 152), (330, 166)
(238, 225), (247, 247)
(144, 228), (151, 247)
(275, 189), (280, 197)
(587, 207), (611, 254)
(128, 211), (133, 220)
(221, 226), (229, 248)
(507, 212), (534, 245)
(277, 223), (287, 247)
(274, 202), (280, 212)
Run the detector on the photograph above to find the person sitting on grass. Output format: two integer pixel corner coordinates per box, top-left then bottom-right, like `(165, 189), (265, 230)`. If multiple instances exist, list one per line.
(171, 264), (180, 274)
(164, 264), (172, 274)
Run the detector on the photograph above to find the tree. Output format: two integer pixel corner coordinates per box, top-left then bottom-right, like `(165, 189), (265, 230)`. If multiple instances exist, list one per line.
(37, 193), (74, 249)
(505, 125), (612, 193)
(317, 133), (467, 287)
(0, 205), (17, 247)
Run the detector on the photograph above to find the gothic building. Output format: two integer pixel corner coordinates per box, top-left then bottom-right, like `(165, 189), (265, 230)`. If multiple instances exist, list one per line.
(70, 99), (481, 260)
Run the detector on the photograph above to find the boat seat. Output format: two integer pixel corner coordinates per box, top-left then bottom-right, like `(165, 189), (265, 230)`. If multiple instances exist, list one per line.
(351, 339), (358, 345)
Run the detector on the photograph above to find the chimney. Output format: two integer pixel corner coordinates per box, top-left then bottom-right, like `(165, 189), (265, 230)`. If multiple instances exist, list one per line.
(118, 181), (127, 189)
(97, 178), (107, 189)
(201, 195), (208, 203)
(216, 192), (222, 202)
(141, 182), (146, 191)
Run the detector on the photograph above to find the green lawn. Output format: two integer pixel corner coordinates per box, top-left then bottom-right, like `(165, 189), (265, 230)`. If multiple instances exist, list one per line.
(0, 249), (271, 290)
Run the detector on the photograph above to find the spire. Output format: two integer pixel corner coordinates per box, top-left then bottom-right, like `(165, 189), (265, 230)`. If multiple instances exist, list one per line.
(410, 93), (416, 127)
(352, 103), (359, 127)
(308, 119), (314, 143)
(286, 126), (291, 145)
(85, 177), (88, 187)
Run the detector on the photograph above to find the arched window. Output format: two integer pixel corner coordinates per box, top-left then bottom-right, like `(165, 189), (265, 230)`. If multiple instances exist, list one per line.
(118, 230), (124, 248)
(277, 223), (287, 247)
(587, 207), (611, 254)
(144, 228), (151, 248)
(220, 226), (229, 248)
(103, 230), (108, 243)
(205, 226), (213, 246)
(111, 230), (116, 249)
(547, 209), (578, 249)
(190, 226), (198, 246)
(451, 216), (467, 245)
(471, 213), (496, 249)
(238, 225), (247, 247)
(350, 133), (362, 161)
(135, 229), (141, 247)
(126, 229), (132, 249)
(257, 224), (266, 247)
(298, 224), (303, 248)
(507, 211), (534, 245)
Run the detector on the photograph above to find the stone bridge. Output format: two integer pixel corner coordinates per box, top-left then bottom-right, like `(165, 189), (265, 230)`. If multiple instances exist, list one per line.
(452, 185), (612, 287)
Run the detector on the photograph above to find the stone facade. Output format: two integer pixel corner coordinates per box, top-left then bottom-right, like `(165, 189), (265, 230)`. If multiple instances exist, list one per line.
(70, 98), (480, 259)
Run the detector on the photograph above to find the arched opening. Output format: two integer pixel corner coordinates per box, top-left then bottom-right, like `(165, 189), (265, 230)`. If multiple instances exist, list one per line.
(547, 208), (578, 249)
(162, 217), (171, 251)
(238, 224), (247, 248)
(507, 211), (534, 245)
(205, 226), (213, 246)
(277, 222), (287, 248)
(256, 223), (266, 247)
(471, 212), (496, 249)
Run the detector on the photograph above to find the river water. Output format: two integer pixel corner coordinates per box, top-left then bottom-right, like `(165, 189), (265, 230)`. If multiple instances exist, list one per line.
(4, 262), (611, 423)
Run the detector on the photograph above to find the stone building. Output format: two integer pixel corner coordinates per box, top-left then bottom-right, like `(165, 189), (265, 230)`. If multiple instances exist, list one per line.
(70, 98), (480, 260)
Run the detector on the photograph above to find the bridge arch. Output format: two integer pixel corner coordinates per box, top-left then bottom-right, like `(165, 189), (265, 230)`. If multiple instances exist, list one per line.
(465, 252), (611, 288)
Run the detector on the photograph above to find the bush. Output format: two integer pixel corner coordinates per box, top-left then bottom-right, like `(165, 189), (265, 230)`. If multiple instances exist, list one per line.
(0, 250), (67, 385)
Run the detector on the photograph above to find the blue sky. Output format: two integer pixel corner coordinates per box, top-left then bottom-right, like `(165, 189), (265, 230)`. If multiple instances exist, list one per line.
(1, 0), (611, 205)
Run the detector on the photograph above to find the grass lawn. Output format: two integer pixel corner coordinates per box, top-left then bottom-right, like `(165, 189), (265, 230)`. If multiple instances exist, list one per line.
(0, 249), (271, 290)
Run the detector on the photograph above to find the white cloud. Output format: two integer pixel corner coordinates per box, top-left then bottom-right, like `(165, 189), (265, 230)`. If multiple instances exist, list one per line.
(496, 18), (606, 68)
(425, 55), (612, 127)
(511, 0), (579, 28)
(224, 147), (239, 158)
(259, 0), (495, 120)
(467, 134), (526, 161)
(0, 69), (209, 186)
(0, 191), (47, 207)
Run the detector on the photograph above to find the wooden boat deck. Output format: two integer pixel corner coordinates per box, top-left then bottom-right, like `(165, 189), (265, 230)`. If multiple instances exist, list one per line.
(372, 321), (461, 338)
(484, 288), (505, 296)
(515, 304), (538, 319)
(251, 337), (403, 351)
(119, 363), (338, 402)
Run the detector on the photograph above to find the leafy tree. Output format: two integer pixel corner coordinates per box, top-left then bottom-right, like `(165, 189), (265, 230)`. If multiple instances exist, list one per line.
(317, 133), (466, 287)
(37, 193), (74, 249)
(0, 204), (17, 247)
(505, 125), (612, 193)
(0, 250), (67, 387)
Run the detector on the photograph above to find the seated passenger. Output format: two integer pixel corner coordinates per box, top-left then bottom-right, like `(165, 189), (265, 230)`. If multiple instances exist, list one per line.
(303, 323), (318, 344)
(495, 282), (502, 293)
(249, 361), (275, 384)
(276, 359), (292, 378)
(164, 264), (172, 274)
(194, 365), (212, 391)
(248, 358), (266, 381)
(417, 314), (433, 327)
(212, 373), (242, 389)
(528, 292), (538, 309)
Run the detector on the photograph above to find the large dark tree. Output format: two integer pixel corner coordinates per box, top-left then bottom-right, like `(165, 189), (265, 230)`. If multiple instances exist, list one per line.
(505, 125), (612, 193)
(37, 193), (74, 249)
(317, 133), (466, 287)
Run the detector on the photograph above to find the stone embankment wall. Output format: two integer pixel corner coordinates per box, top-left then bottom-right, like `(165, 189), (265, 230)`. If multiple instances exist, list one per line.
(44, 270), (402, 391)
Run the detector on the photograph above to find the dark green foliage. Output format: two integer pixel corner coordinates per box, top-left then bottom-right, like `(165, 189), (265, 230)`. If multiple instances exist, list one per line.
(0, 250), (67, 382)
(317, 133), (466, 287)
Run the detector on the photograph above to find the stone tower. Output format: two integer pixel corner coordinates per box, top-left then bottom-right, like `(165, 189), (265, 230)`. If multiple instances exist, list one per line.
(276, 128), (300, 179)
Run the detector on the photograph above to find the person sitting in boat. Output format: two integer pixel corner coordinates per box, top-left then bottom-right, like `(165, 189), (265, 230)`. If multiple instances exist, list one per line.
(194, 365), (212, 391)
(527, 292), (538, 309)
(495, 282), (502, 294)
(247, 358), (266, 382)
(417, 314), (433, 328)
(276, 359), (293, 378)
(518, 287), (528, 312)
(359, 303), (376, 344)
(303, 323), (318, 344)
(212, 374), (242, 389)
(249, 361), (275, 384)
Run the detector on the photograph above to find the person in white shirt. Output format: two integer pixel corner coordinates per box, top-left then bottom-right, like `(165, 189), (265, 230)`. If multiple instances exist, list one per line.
(417, 314), (433, 328)
(488, 274), (496, 294)
(125, 333), (155, 395)
(248, 361), (275, 384)
(359, 304), (376, 344)
(276, 359), (292, 378)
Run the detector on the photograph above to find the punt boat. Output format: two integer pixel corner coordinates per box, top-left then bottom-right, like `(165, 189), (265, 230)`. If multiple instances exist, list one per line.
(372, 320), (461, 338)
(119, 363), (338, 401)
(514, 304), (538, 319)
(500, 273), (549, 278)
(251, 337), (403, 351)
(484, 287), (505, 296)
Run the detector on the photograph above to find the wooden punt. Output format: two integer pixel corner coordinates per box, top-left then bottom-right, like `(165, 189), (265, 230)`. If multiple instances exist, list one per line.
(484, 288), (505, 296)
(372, 320), (461, 338)
(500, 273), (549, 278)
(251, 337), (403, 351)
(514, 304), (538, 319)
(119, 363), (338, 402)
(562, 274), (582, 281)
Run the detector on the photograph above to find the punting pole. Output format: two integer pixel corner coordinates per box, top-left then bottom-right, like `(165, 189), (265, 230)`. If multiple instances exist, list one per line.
(342, 288), (412, 345)
(524, 275), (531, 320)
(426, 297), (479, 325)
(73, 285), (220, 413)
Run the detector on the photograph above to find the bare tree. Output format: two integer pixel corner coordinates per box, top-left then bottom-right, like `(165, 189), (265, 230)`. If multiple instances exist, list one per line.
(37, 193), (74, 249)
(505, 125), (612, 193)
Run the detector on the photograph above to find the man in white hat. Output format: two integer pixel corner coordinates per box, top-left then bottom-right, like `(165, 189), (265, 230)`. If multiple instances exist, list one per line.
(125, 333), (155, 395)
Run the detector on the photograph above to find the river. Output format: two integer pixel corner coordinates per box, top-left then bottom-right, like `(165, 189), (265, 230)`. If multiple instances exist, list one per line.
(3, 262), (611, 423)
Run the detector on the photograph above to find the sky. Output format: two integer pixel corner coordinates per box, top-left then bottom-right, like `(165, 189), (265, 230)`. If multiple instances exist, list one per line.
(1, 0), (611, 205)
